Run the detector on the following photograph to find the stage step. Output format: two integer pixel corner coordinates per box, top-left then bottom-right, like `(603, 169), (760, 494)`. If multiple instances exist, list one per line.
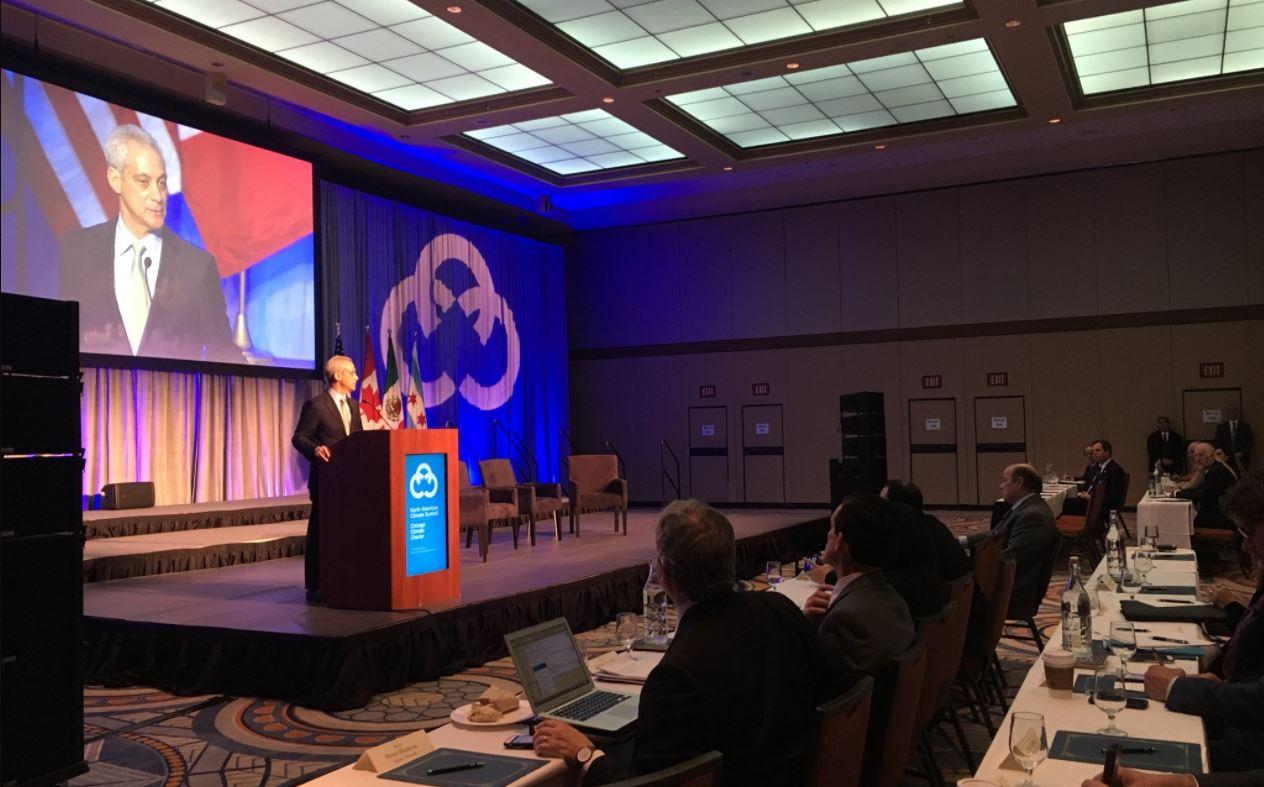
(82, 522), (307, 583)
(84, 494), (310, 540)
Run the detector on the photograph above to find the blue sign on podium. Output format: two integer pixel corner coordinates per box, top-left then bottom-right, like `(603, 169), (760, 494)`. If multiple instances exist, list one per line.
(403, 453), (448, 577)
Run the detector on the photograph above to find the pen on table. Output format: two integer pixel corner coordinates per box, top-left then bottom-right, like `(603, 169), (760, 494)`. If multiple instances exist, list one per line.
(427, 762), (485, 776)
(1157, 598), (1194, 604)
(1101, 747), (1157, 755)
(1151, 635), (1189, 644)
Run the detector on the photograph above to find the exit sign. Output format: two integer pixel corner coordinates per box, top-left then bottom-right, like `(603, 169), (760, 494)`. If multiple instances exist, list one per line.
(986, 372), (1009, 387)
(752, 382), (770, 396)
(1199, 362), (1224, 378)
(699, 385), (717, 398)
(922, 375), (942, 389)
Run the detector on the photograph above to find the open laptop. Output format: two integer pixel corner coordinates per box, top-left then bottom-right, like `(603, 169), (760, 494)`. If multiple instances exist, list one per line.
(504, 617), (640, 735)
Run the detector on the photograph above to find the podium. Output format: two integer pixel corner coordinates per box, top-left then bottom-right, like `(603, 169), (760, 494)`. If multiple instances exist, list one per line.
(320, 429), (461, 610)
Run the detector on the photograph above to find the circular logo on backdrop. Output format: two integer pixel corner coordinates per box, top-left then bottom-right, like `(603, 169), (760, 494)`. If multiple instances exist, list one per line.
(380, 233), (521, 411)
(409, 462), (439, 499)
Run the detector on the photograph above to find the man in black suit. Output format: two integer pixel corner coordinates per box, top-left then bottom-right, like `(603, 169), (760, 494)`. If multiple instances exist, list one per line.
(1177, 442), (1236, 530)
(882, 479), (970, 581)
(1064, 440), (1128, 518)
(1215, 405), (1253, 472)
(532, 500), (827, 786)
(993, 464), (1059, 619)
(58, 124), (241, 364)
(1147, 417), (1186, 474)
(292, 355), (362, 601)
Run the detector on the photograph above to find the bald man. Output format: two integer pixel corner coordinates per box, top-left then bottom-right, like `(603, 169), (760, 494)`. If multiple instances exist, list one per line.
(1176, 442), (1235, 530)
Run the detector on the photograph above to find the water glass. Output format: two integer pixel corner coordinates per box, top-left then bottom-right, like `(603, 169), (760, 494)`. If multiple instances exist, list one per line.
(765, 560), (782, 585)
(1144, 524), (1160, 549)
(1008, 711), (1048, 786)
(615, 612), (638, 658)
(1134, 548), (1154, 589)
(1109, 620), (1137, 676)
(1093, 669), (1128, 737)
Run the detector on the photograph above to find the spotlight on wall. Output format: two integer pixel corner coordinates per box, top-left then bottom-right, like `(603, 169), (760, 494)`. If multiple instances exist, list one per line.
(205, 71), (228, 106)
(1004, 19), (1022, 28)
(446, 5), (461, 13)
(1047, 116), (1062, 124)
(602, 96), (615, 104)
(785, 62), (800, 70)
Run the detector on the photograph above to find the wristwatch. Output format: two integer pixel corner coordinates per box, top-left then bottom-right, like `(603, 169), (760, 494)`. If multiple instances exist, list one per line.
(576, 746), (595, 765)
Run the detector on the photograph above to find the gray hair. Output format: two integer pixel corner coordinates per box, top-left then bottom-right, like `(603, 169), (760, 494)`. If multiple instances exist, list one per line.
(655, 499), (735, 604)
(104, 124), (163, 172)
(324, 355), (353, 384)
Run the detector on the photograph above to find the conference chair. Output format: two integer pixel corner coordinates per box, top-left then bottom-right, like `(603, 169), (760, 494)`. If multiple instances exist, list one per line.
(1056, 481), (1106, 562)
(568, 453), (628, 537)
(809, 676), (873, 787)
(1193, 525), (1253, 578)
(871, 638), (928, 787)
(602, 751), (723, 787)
(478, 458), (566, 546)
(1003, 532), (1063, 651)
(913, 573), (976, 785)
(460, 461), (522, 550)
(1116, 473), (1133, 540)
(456, 461), (490, 562)
(956, 556), (1017, 736)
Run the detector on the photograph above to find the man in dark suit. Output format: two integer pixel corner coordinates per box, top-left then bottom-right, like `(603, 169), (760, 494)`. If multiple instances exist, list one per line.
(1065, 440), (1128, 518)
(292, 355), (362, 601)
(532, 500), (827, 786)
(1147, 417), (1186, 474)
(1215, 405), (1253, 472)
(58, 124), (240, 364)
(993, 463), (1059, 619)
(1177, 442), (1236, 530)
(882, 479), (970, 581)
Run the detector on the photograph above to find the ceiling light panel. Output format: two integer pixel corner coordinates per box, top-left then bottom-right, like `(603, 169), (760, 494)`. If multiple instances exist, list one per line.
(147, 0), (551, 109)
(1062, 0), (1263, 96)
(515, 0), (963, 69)
(666, 38), (1015, 148)
(463, 109), (685, 174)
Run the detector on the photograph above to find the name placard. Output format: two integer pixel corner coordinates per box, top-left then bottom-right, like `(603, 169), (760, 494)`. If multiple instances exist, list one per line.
(354, 729), (435, 773)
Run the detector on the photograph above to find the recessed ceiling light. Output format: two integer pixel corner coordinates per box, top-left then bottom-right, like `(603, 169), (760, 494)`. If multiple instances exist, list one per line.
(446, 5), (461, 13)
(874, 144), (887, 150)
(1004, 19), (1021, 28)
(785, 62), (800, 70)
(722, 165), (733, 171)
(602, 96), (615, 104)
(1047, 117), (1062, 124)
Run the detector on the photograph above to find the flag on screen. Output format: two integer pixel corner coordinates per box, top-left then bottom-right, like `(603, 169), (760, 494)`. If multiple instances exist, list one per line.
(381, 332), (403, 430)
(358, 326), (383, 430)
(333, 323), (343, 356)
(405, 341), (427, 429)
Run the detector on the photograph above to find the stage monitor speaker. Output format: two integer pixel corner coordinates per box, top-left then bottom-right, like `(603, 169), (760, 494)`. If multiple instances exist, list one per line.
(0, 293), (78, 377)
(840, 391), (884, 414)
(0, 375), (80, 454)
(829, 457), (888, 508)
(0, 456), (83, 538)
(102, 481), (155, 510)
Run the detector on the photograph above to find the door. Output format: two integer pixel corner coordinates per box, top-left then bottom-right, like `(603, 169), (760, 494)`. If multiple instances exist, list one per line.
(975, 396), (1027, 504)
(909, 398), (958, 505)
(688, 406), (728, 504)
(742, 404), (784, 503)
(1182, 388), (1242, 442)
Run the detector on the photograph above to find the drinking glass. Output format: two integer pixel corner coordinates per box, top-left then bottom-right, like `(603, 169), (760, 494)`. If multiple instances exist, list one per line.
(1144, 524), (1160, 549)
(765, 561), (782, 586)
(1134, 548), (1154, 589)
(1107, 557), (1126, 590)
(615, 612), (638, 658)
(1109, 620), (1137, 677)
(1093, 669), (1128, 737)
(1008, 711), (1049, 786)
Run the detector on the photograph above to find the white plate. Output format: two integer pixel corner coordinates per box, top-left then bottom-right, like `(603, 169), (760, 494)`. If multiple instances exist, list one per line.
(449, 700), (532, 728)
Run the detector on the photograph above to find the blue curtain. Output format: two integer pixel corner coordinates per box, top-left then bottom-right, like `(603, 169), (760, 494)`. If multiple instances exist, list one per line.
(321, 182), (568, 484)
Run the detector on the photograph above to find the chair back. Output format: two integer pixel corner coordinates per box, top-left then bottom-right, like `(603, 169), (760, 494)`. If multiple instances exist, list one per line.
(1120, 472), (1131, 510)
(915, 573), (974, 727)
(1009, 531), (1062, 620)
(964, 557), (1016, 678)
(602, 751), (723, 787)
(809, 676), (873, 787)
(872, 638), (928, 787)
(1084, 480), (1108, 537)
(457, 461), (472, 489)
(569, 454), (619, 494)
(971, 533), (1003, 606)
(478, 458), (518, 488)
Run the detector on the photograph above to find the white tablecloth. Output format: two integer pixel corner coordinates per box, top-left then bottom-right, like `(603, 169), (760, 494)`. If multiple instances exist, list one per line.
(1137, 493), (1196, 549)
(973, 549), (1209, 785)
(1042, 483), (1076, 518)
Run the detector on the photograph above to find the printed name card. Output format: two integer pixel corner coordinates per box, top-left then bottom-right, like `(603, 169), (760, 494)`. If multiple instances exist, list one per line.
(354, 729), (435, 772)
(991, 416), (1009, 430)
(925, 418), (942, 431)
(701, 424), (716, 437)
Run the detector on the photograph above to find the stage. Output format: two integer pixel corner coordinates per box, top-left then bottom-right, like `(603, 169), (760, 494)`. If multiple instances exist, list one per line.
(83, 506), (829, 710)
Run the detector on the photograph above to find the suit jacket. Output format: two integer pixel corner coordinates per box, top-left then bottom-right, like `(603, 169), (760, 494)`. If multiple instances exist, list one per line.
(1219, 587), (1264, 684)
(817, 570), (916, 678)
(1147, 430), (1186, 471)
(59, 221), (242, 364)
(587, 591), (825, 787)
(923, 512), (971, 581)
(1215, 420), (1254, 464)
(291, 391), (363, 495)
(1176, 461), (1236, 529)
(1078, 463), (1100, 491)
(1090, 459), (1128, 513)
(1198, 772), (1264, 787)
(994, 495), (1059, 619)
(1168, 674), (1264, 773)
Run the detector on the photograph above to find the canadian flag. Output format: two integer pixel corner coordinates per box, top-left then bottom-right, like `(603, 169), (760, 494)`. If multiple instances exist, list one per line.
(358, 326), (384, 430)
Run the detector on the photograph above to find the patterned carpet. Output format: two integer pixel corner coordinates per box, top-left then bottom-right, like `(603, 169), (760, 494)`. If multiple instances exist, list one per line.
(71, 511), (1255, 787)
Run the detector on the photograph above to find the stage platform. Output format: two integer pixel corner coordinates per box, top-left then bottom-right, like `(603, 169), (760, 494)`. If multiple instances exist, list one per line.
(84, 507), (829, 710)
(83, 521), (307, 582)
(83, 493), (310, 539)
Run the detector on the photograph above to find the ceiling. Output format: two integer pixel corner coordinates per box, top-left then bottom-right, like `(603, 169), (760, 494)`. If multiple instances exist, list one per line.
(3, 0), (1262, 233)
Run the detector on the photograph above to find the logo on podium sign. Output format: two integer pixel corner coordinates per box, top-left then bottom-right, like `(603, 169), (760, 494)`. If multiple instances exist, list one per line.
(404, 453), (448, 577)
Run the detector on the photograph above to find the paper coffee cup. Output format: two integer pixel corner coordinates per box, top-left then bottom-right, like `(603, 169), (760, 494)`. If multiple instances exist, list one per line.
(1043, 648), (1076, 693)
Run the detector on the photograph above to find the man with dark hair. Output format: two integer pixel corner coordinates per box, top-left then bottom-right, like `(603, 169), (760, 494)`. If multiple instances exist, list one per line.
(1148, 417), (1186, 474)
(1065, 439), (1127, 517)
(1177, 442), (1236, 529)
(533, 500), (826, 786)
(994, 463), (1059, 618)
(1215, 405), (1253, 471)
(882, 479), (970, 581)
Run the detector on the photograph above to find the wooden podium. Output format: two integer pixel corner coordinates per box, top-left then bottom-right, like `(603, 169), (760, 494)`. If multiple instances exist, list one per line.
(320, 428), (460, 610)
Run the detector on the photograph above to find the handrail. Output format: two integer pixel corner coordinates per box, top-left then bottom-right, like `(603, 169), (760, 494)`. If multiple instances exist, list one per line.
(660, 439), (681, 504)
(560, 428), (580, 454)
(559, 428), (580, 478)
(604, 440), (627, 481)
(492, 418), (538, 482)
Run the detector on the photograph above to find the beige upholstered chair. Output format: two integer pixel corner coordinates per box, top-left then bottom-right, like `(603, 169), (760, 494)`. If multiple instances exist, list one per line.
(456, 461), (490, 562)
(459, 460), (521, 552)
(478, 458), (566, 545)
(567, 454), (628, 536)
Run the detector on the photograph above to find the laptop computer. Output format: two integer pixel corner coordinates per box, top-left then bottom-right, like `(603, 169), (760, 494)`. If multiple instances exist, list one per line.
(504, 617), (640, 735)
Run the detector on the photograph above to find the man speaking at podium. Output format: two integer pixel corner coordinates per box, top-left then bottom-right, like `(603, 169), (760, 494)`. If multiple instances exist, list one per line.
(292, 355), (362, 603)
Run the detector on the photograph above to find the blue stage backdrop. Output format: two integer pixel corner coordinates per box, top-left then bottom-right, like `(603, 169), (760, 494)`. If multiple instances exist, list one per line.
(322, 182), (568, 485)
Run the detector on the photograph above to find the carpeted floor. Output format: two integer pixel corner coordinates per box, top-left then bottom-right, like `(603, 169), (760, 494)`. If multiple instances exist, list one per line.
(69, 511), (1256, 787)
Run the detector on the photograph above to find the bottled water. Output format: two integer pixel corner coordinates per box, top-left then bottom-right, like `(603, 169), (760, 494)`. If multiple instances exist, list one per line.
(1105, 513), (1122, 584)
(1150, 461), (1162, 497)
(1061, 556), (1092, 659)
(642, 560), (670, 639)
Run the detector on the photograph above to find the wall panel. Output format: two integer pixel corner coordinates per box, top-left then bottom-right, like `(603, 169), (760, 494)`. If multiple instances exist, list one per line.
(674, 217), (734, 343)
(784, 204), (843, 335)
(960, 180), (1029, 324)
(1097, 326), (1174, 503)
(896, 189), (962, 328)
(1094, 163), (1169, 314)
(838, 197), (899, 331)
(1165, 154), (1247, 310)
(1243, 150), (1264, 306)
(1027, 171), (1097, 319)
(962, 334), (1032, 501)
(730, 211), (788, 339)
(1029, 331), (1102, 479)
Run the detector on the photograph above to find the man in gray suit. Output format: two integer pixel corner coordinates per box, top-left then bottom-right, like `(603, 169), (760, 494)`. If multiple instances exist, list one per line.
(993, 464), (1060, 619)
(804, 493), (916, 676)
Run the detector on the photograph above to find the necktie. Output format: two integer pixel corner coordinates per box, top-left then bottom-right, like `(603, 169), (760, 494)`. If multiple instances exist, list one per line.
(131, 242), (151, 313)
(339, 397), (351, 436)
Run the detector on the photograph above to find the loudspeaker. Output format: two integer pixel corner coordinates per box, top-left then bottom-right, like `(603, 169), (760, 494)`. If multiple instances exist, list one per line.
(0, 375), (80, 454)
(205, 71), (228, 106)
(840, 391), (884, 414)
(841, 412), (884, 435)
(0, 456), (83, 538)
(830, 457), (888, 508)
(0, 293), (77, 376)
(102, 481), (156, 510)
(842, 435), (886, 459)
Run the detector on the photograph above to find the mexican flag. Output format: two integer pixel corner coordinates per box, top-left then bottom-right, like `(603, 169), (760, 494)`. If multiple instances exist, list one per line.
(405, 342), (427, 429)
(380, 332), (403, 430)
(358, 326), (384, 430)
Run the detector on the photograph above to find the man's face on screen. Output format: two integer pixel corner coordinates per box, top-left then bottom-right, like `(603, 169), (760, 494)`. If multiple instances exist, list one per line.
(108, 142), (167, 236)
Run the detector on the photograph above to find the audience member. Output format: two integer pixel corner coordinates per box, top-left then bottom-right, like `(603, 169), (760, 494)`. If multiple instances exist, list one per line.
(1214, 404), (1253, 471)
(1176, 442), (1235, 529)
(1083, 767), (1264, 786)
(1147, 416), (1185, 474)
(882, 498), (951, 619)
(1215, 448), (1241, 481)
(881, 479), (970, 581)
(993, 464), (1059, 619)
(1176, 442), (1203, 488)
(1064, 440), (1127, 517)
(533, 500), (826, 786)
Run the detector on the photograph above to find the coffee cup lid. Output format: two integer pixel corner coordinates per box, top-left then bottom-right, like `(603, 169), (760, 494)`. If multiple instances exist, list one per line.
(1043, 648), (1076, 668)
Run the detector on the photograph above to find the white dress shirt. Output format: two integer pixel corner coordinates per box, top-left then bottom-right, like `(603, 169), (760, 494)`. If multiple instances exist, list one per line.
(329, 388), (352, 436)
(112, 217), (163, 355)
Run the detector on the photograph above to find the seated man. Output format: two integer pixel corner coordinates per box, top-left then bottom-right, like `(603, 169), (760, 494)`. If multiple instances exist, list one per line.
(1176, 442), (1236, 530)
(1084, 767), (1264, 786)
(533, 500), (827, 786)
(1063, 440), (1127, 517)
(881, 479), (970, 581)
(993, 464), (1059, 620)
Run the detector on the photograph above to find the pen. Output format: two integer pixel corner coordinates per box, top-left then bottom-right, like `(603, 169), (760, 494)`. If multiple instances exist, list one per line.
(1101, 747), (1157, 755)
(1157, 598), (1194, 604)
(427, 762), (486, 776)
(1151, 635), (1189, 644)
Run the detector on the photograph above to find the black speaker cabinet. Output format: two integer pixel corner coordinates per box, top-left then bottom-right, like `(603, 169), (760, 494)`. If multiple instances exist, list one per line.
(842, 435), (887, 460)
(0, 375), (81, 455)
(0, 293), (78, 377)
(840, 391), (884, 414)
(830, 457), (889, 508)
(102, 481), (156, 510)
(0, 456), (84, 538)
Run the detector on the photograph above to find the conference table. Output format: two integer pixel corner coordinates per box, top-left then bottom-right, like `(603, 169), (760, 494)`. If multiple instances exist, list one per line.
(1042, 481), (1077, 518)
(972, 548), (1211, 785)
(1136, 492), (1196, 548)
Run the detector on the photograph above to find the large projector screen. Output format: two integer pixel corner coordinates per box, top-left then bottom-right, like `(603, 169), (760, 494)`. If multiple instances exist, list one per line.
(0, 70), (316, 370)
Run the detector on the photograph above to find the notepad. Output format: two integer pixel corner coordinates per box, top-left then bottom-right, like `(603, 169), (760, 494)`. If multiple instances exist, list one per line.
(1049, 731), (1202, 774)
(378, 749), (547, 787)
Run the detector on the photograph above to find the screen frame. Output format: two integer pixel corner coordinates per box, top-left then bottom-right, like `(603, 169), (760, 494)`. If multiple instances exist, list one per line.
(1, 51), (324, 380)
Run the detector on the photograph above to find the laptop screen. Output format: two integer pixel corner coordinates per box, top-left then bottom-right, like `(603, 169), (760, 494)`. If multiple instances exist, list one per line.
(507, 620), (591, 706)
